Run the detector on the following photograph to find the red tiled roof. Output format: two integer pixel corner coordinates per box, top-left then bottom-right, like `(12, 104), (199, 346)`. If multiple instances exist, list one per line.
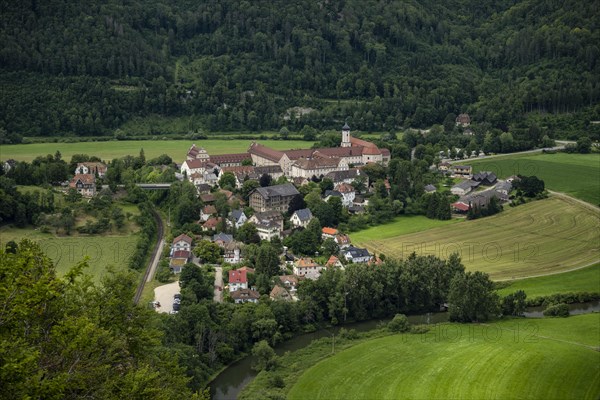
(248, 143), (285, 162)
(322, 227), (338, 236)
(172, 234), (193, 244)
(221, 166), (255, 175)
(362, 146), (381, 155)
(229, 268), (248, 284)
(350, 136), (377, 148)
(203, 217), (222, 228)
(202, 205), (217, 215)
(335, 183), (354, 193)
(171, 250), (191, 259)
(69, 174), (95, 187)
(296, 257), (318, 267)
(326, 255), (340, 267)
(209, 153), (251, 164)
(452, 202), (470, 212)
(187, 159), (208, 169)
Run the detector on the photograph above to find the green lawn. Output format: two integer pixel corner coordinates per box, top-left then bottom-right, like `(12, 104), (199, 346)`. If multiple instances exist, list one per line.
(0, 139), (314, 162)
(289, 314), (600, 400)
(350, 215), (461, 243)
(497, 263), (600, 297)
(464, 152), (600, 205)
(0, 228), (139, 282)
(352, 196), (600, 280)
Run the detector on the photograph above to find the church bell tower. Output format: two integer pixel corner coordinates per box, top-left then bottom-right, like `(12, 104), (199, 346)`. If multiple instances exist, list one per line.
(341, 122), (351, 147)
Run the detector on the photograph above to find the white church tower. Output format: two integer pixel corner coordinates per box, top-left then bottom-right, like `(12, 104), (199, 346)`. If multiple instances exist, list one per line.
(341, 122), (351, 147)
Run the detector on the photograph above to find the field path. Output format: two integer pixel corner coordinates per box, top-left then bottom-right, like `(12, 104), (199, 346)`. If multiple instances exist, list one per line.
(548, 190), (600, 212)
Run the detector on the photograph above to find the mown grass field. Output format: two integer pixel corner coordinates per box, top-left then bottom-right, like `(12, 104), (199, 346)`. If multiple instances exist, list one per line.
(289, 314), (600, 400)
(497, 263), (600, 298)
(464, 152), (600, 205)
(0, 227), (139, 282)
(0, 139), (314, 162)
(351, 196), (600, 280)
(349, 215), (461, 242)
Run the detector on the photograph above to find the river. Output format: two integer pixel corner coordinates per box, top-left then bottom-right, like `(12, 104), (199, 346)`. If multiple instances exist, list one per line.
(209, 301), (600, 400)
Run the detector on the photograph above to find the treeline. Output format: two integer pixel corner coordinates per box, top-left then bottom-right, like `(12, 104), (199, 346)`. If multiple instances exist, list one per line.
(163, 252), (505, 391)
(1, 0), (598, 139)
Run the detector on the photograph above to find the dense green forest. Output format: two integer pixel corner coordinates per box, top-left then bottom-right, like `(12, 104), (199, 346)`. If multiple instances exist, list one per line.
(1, 0), (598, 141)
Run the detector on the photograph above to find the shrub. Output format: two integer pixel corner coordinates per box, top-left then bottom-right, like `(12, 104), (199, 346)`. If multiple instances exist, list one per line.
(388, 314), (410, 333)
(410, 325), (431, 334)
(543, 303), (570, 317)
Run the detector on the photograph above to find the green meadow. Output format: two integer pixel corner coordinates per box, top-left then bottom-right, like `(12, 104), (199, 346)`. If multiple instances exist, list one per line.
(349, 215), (461, 243)
(497, 263), (600, 297)
(0, 227), (139, 283)
(351, 196), (600, 280)
(464, 152), (600, 205)
(288, 314), (600, 400)
(0, 139), (314, 162)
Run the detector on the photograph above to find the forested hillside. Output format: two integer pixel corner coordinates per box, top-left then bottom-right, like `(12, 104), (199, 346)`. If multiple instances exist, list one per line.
(1, 0), (598, 140)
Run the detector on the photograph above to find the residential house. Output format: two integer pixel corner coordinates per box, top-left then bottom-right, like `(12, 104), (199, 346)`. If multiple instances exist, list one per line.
(293, 257), (324, 280)
(325, 168), (364, 186)
(451, 202), (470, 213)
(343, 246), (372, 264)
(270, 285), (292, 301)
(202, 217), (222, 232)
(424, 184), (437, 193)
(451, 165), (473, 178)
(170, 250), (191, 274)
(69, 174), (96, 197)
(279, 275), (299, 293)
(326, 255), (343, 269)
(255, 220), (282, 241)
(334, 183), (356, 207)
(180, 159), (206, 177)
(75, 162), (107, 177)
(228, 209), (247, 229)
(334, 234), (351, 248)
(213, 233), (234, 247)
(249, 183), (300, 212)
(231, 288), (260, 304)
(472, 171), (497, 186)
(200, 193), (216, 204)
(171, 234), (193, 254)
(456, 113), (471, 127)
(495, 181), (512, 195)
(223, 242), (243, 264)
(228, 268), (249, 292)
(200, 205), (217, 222)
(249, 211), (284, 230)
(438, 162), (452, 172)
(322, 227), (339, 240)
(451, 180), (477, 196)
(196, 183), (212, 194)
(254, 165), (284, 181)
(290, 208), (313, 228)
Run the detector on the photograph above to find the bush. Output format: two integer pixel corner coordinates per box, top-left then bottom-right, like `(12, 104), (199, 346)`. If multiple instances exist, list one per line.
(410, 325), (431, 334)
(388, 314), (410, 333)
(543, 303), (570, 317)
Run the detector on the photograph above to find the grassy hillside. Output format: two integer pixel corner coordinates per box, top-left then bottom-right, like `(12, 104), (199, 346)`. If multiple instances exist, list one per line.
(465, 152), (600, 205)
(289, 314), (600, 400)
(497, 263), (600, 298)
(351, 196), (600, 280)
(0, 139), (314, 162)
(348, 215), (461, 242)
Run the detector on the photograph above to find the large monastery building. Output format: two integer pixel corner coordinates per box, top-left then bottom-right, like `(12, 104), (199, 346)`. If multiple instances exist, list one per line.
(182, 124), (389, 181)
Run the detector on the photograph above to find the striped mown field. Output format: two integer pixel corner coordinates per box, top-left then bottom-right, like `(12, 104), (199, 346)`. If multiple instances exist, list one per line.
(351, 196), (600, 280)
(289, 314), (600, 400)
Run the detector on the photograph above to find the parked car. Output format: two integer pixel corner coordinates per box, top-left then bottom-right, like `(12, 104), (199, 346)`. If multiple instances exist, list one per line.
(173, 302), (180, 311)
(174, 293), (181, 300)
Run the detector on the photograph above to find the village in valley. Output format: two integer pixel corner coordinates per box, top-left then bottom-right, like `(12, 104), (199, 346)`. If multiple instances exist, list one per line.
(139, 120), (524, 311)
